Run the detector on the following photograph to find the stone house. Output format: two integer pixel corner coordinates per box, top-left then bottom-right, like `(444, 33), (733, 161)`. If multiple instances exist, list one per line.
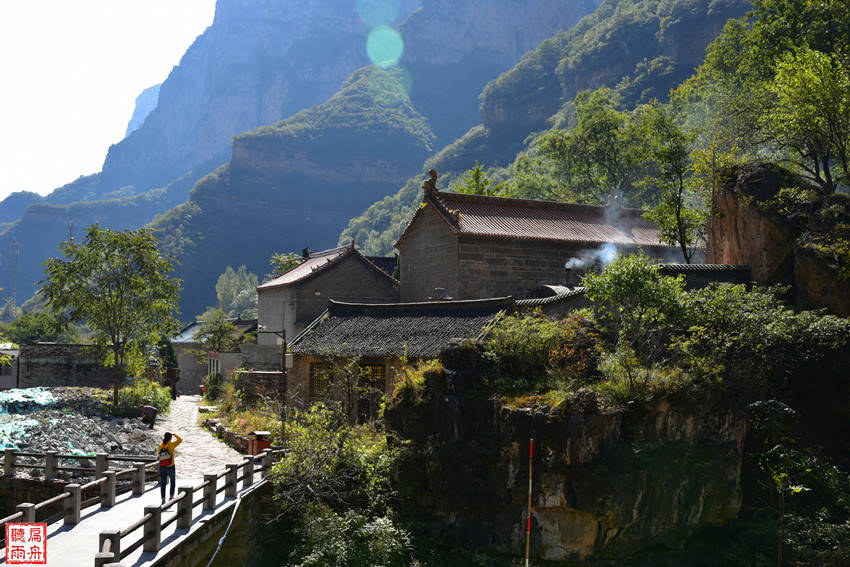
(395, 174), (680, 301)
(172, 317), (257, 395)
(256, 242), (399, 348)
(287, 297), (512, 417)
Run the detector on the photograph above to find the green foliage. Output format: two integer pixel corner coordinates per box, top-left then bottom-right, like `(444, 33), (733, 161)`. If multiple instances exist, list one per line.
(763, 48), (850, 193)
(271, 404), (401, 516)
(195, 309), (245, 354)
(535, 89), (654, 207)
(39, 225), (181, 406)
(390, 359), (443, 406)
(637, 102), (707, 262)
(582, 252), (685, 355)
(215, 265), (257, 319)
(203, 372), (225, 400)
(0, 310), (81, 344)
(286, 506), (415, 567)
(113, 377), (172, 418)
(484, 310), (565, 391)
(546, 312), (604, 384)
(269, 252), (303, 277)
(453, 161), (496, 196)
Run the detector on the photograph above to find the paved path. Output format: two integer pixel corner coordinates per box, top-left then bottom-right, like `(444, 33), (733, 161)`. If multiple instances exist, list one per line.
(1, 395), (255, 567)
(151, 395), (243, 479)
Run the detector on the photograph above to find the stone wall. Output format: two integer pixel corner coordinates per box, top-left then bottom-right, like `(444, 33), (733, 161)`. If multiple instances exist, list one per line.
(174, 343), (205, 395)
(385, 348), (746, 562)
(18, 344), (111, 389)
(398, 204), (458, 301)
(294, 254), (399, 327)
(240, 344), (282, 371)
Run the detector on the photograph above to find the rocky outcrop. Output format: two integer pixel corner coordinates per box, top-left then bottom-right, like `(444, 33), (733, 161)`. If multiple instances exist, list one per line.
(708, 162), (850, 316)
(385, 353), (745, 562)
(124, 83), (161, 137)
(479, 0), (750, 136)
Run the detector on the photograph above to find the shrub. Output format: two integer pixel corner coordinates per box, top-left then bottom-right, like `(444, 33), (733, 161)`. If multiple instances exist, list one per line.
(271, 404), (401, 516)
(485, 309), (564, 391)
(390, 359), (443, 405)
(547, 312), (604, 384)
(203, 372), (225, 400)
(287, 505), (415, 567)
(113, 377), (171, 417)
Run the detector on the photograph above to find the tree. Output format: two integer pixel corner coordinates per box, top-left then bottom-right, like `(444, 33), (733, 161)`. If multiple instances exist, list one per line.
(536, 89), (650, 206)
(40, 225), (181, 405)
(638, 103), (706, 263)
(215, 265), (258, 318)
(269, 252), (303, 277)
(0, 310), (81, 344)
(195, 308), (243, 354)
(763, 48), (850, 193)
(455, 161), (494, 195)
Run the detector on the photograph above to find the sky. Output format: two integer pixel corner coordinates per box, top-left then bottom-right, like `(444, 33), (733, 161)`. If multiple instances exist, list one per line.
(0, 0), (216, 202)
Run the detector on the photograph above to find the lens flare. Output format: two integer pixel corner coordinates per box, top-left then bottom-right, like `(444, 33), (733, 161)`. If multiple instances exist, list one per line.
(368, 66), (413, 107)
(356, 0), (401, 27)
(367, 26), (404, 69)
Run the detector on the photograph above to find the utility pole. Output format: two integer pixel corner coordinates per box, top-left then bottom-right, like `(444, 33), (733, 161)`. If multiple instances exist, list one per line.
(526, 437), (533, 567)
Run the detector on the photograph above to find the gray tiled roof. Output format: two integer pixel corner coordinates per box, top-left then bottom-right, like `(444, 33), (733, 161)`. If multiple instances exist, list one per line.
(290, 298), (513, 358)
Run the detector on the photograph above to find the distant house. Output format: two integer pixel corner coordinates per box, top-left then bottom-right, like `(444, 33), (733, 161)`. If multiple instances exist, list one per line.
(256, 242), (399, 348)
(0, 344), (18, 389)
(172, 317), (257, 395)
(395, 175), (679, 301)
(287, 297), (512, 413)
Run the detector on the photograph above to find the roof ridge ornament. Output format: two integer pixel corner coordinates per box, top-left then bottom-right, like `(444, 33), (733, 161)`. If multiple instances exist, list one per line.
(422, 169), (438, 196)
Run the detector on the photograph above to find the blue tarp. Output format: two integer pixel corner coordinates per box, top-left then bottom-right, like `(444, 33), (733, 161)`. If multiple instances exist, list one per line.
(0, 388), (56, 449)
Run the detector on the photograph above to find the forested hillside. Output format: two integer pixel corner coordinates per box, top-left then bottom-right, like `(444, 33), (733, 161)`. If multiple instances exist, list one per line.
(341, 0), (750, 254)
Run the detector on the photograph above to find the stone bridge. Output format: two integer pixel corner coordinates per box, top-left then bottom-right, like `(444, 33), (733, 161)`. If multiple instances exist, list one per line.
(0, 396), (278, 567)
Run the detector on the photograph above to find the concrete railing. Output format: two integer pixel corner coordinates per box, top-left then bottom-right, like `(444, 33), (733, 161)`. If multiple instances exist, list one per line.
(0, 449), (159, 546)
(94, 449), (280, 567)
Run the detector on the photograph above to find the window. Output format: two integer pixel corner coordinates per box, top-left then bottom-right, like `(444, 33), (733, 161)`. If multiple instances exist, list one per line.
(358, 364), (386, 423)
(309, 362), (331, 401)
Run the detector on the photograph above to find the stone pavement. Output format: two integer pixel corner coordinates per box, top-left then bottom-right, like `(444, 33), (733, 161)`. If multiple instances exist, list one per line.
(151, 395), (243, 477)
(0, 395), (253, 567)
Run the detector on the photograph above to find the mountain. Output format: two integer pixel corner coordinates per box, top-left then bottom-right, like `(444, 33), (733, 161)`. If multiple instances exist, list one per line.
(0, 192), (42, 226)
(150, 67), (435, 317)
(125, 84), (161, 137)
(3, 0), (598, 313)
(341, 0), (751, 255)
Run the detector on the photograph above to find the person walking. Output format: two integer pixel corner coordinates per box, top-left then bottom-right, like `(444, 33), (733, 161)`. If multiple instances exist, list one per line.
(157, 432), (182, 503)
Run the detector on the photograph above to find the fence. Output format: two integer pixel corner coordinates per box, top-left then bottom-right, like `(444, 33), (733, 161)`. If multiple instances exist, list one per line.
(94, 449), (279, 567)
(0, 449), (159, 542)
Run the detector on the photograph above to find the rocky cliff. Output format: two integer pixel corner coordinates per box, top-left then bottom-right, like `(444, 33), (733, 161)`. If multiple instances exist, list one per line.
(708, 162), (850, 316)
(124, 83), (161, 137)
(385, 347), (746, 561)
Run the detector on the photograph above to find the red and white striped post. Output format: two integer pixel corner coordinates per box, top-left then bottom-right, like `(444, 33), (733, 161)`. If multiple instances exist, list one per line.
(525, 437), (533, 567)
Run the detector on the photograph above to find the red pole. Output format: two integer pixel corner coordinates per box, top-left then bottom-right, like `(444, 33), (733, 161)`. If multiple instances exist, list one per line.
(526, 438), (533, 567)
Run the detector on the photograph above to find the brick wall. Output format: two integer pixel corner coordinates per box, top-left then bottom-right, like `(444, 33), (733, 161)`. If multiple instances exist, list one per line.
(18, 344), (112, 388)
(294, 255), (399, 327)
(398, 205), (458, 301)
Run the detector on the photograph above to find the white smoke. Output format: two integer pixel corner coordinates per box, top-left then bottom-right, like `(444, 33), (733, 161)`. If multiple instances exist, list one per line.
(564, 243), (619, 270)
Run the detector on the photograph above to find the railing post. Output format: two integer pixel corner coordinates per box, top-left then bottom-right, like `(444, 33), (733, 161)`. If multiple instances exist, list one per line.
(203, 474), (217, 510)
(45, 450), (58, 480)
(101, 471), (116, 507)
(95, 453), (108, 477)
(143, 505), (161, 552)
(177, 486), (193, 529)
(225, 464), (238, 498)
(134, 463), (146, 495)
(261, 449), (273, 479)
(4, 448), (16, 477)
(94, 552), (115, 567)
(65, 483), (81, 525)
(242, 457), (253, 487)
(16, 502), (35, 523)
(98, 530), (121, 565)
